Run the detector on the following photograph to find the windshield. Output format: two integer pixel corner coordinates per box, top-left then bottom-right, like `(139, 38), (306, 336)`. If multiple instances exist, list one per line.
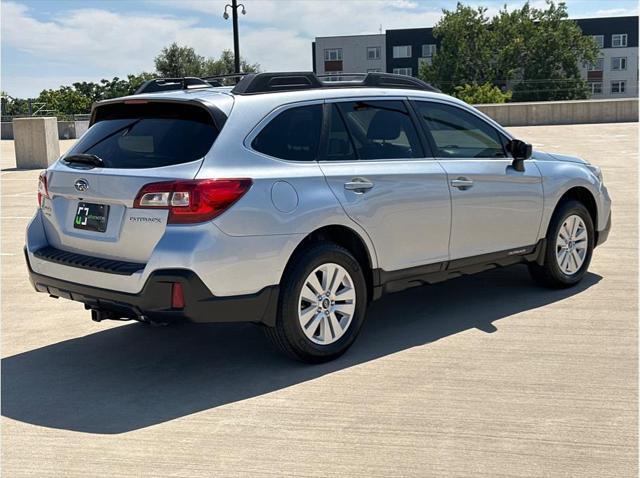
(65, 102), (219, 169)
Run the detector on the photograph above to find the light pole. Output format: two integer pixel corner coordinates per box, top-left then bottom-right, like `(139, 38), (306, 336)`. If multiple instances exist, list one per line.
(223, 0), (246, 75)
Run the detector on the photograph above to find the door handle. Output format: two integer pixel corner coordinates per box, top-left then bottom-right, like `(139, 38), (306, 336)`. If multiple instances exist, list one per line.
(450, 177), (474, 190)
(344, 178), (374, 193)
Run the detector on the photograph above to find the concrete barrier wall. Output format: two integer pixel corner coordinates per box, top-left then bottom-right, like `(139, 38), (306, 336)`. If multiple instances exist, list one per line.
(475, 98), (638, 126)
(0, 100), (637, 140)
(1, 120), (90, 140)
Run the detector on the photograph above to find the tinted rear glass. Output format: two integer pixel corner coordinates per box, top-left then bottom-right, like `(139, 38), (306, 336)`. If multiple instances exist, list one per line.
(65, 103), (218, 169)
(252, 105), (322, 161)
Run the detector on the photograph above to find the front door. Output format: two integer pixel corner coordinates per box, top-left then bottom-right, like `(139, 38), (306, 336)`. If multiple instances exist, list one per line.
(411, 100), (543, 260)
(318, 100), (451, 272)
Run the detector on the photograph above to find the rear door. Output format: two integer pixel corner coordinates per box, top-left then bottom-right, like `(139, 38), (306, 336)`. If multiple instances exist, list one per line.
(411, 99), (543, 260)
(42, 101), (221, 262)
(318, 99), (451, 272)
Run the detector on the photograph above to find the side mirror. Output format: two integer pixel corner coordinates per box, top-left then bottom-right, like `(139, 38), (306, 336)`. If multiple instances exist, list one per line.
(507, 139), (532, 172)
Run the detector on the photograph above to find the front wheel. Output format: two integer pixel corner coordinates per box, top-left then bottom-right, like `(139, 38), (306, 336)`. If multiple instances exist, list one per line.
(264, 242), (367, 363)
(528, 200), (594, 288)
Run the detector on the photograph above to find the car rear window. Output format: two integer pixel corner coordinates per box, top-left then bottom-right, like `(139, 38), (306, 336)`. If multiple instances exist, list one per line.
(251, 105), (322, 161)
(64, 102), (219, 169)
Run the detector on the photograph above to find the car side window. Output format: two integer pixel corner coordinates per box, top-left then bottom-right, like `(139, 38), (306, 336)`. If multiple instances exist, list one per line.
(337, 100), (423, 160)
(252, 105), (322, 161)
(321, 104), (356, 161)
(413, 101), (507, 159)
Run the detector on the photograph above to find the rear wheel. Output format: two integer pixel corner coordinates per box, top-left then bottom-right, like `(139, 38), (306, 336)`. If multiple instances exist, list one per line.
(528, 200), (594, 288)
(264, 242), (367, 363)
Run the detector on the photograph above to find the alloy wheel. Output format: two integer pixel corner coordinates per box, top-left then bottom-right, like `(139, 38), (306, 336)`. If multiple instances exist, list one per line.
(297, 263), (356, 345)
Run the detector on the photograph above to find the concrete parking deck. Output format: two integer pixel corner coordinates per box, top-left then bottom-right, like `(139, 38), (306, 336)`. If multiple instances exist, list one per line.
(1, 123), (637, 477)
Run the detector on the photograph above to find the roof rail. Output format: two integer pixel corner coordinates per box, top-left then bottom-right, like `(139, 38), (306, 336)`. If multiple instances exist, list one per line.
(133, 72), (441, 96)
(134, 77), (213, 95)
(232, 72), (323, 94)
(230, 71), (441, 95)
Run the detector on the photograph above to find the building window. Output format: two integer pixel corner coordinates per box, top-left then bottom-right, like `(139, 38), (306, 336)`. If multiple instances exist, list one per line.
(611, 80), (626, 94)
(367, 46), (381, 60)
(393, 67), (413, 76)
(367, 68), (381, 73)
(324, 48), (342, 61)
(585, 57), (604, 71)
(393, 45), (412, 58)
(612, 57), (627, 71)
(589, 81), (603, 95)
(418, 57), (432, 68)
(612, 34), (628, 47)
(421, 44), (437, 57)
(591, 35), (604, 48)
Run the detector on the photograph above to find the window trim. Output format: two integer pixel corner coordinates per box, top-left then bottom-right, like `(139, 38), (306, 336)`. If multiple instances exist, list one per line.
(324, 48), (343, 61)
(586, 57), (604, 71)
(392, 45), (412, 58)
(421, 44), (437, 58)
(591, 35), (604, 48)
(367, 46), (381, 60)
(393, 67), (413, 76)
(408, 98), (513, 161)
(611, 80), (626, 94)
(588, 81), (603, 95)
(612, 33), (628, 47)
(611, 56), (627, 71)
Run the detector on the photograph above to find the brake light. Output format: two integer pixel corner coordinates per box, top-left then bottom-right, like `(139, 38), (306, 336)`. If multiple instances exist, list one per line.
(133, 179), (252, 224)
(37, 171), (49, 207)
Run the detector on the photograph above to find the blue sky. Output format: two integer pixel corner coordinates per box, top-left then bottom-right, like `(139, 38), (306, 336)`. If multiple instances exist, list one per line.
(2, 0), (638, 97)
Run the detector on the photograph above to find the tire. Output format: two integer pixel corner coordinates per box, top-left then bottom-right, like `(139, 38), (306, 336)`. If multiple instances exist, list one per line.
(528, 200), (594, 289)
(264, 242), (368, 363)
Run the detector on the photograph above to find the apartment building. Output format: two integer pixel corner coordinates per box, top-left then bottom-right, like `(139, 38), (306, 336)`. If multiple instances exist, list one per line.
(312, 34), (386, 79)
(578, 16), (638, 98)
(311, 16), (638, 98)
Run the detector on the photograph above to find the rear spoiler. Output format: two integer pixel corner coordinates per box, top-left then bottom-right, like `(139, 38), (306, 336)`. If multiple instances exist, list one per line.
(89, 97), (228, 131)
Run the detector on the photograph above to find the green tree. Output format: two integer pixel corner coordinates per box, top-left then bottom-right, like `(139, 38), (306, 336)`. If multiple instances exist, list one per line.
(154, 43), (260, 79)
(495, 2), (598, 101)
(419, 4), (496, 94)
(1, 92), (33, 116)
(453, 83), (512, 104)
(35, 87), (92, 116)
(419, 1), (599, 101)
(154, 43), (206, 77)
(202, 49), (260, 76)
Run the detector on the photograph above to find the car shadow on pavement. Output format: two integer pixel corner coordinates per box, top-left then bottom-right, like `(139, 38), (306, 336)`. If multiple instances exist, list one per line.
(2, 265), (601, 434)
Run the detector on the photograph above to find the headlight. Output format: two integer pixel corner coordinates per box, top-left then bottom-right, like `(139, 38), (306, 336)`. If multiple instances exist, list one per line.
(587, 164), (603, 183)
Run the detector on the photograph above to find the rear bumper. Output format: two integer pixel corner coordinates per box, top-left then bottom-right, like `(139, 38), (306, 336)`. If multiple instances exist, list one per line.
(25, 248), (278, 326)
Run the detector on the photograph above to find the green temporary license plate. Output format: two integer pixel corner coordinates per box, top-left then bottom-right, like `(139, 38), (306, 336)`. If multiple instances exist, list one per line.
(74, 202), (109, 233)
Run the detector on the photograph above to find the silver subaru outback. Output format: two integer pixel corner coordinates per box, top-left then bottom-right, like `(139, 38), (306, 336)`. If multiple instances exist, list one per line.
(25, 72), (611, 363)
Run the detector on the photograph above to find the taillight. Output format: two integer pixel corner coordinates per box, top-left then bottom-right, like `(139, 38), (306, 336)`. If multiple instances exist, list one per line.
(133, 179), (252, 224)
(37, 171), (49, 207)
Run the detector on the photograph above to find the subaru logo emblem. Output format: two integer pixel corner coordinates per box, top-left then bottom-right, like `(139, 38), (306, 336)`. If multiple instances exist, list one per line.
(74, 179), (89, 192)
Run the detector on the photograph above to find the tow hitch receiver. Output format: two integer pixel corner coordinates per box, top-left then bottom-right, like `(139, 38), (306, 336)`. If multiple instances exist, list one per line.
(90, 309), (132, 322)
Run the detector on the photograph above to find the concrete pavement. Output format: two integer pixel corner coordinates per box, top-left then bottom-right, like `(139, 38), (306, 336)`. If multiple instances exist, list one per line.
(1, 124), (637, 477)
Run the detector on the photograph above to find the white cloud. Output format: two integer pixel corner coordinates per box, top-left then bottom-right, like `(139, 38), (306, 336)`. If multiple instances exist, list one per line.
(1, 0), (445, 96)
(1, 2), (199, 72)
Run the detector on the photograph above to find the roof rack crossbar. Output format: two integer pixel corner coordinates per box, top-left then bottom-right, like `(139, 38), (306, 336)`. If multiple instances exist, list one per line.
(134, 77), (213, 95)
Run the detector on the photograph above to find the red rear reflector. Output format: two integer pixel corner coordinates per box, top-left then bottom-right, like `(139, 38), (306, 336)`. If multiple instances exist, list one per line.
(37, 170), (49, 207)
(171, 282), (185, 309)
(133, 179), (252, 224)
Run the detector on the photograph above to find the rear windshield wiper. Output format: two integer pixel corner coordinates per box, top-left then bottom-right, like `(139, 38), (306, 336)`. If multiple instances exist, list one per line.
(62, 154), (105, 168)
